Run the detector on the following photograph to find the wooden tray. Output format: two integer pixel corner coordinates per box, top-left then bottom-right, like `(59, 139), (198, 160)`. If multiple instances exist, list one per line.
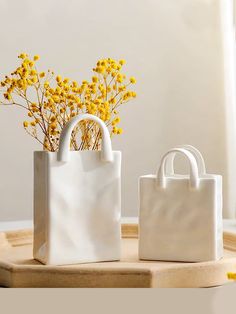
(0, 224), (236, 288)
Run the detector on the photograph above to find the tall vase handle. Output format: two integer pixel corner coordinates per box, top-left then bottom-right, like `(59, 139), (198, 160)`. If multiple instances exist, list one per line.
(58, 114), (113, 163)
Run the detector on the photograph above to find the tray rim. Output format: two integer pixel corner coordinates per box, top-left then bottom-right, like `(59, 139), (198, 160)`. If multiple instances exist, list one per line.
(1, 224), (236, 288)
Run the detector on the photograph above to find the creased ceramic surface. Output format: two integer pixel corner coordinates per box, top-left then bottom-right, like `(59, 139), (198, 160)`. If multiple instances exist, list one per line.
(139, 148), (223, 262)
(34, 150), (121, 265)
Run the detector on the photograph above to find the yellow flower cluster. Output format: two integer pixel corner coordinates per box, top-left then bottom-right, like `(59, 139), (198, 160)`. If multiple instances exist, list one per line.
(228, 272), (236, 280)
(0, 54), (137, 151)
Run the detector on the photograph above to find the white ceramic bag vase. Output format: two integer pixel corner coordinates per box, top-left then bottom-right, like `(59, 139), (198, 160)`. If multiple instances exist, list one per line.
(33, 114), (121, 265)
(139, 147), (223, 262)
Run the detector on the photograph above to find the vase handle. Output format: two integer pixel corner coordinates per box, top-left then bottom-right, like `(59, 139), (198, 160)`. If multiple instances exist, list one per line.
(58, 114), (113, 163)
(156, 148), (199, 189)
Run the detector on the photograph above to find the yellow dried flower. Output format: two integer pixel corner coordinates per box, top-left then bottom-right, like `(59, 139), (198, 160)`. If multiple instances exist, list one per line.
(116, 74), (123, 83)
(112, 127), (118, 134)
(44, 81), (49, 88)
(0, 54), (136, 152)
(118, 85), (126, 92)
(63, 78), (69, 84)
(96, 66), (105, 74)
(72, 81), (78, 88)
(92, 76), (98, 83)
(4, 93), (11, 100)
(56, 75), (62, 83)
(33, 55), (40, 61)
(32, 77), (38, 84)
(50, 122), (57, 129)
(112, 117), (120, 126)
(117, 128), (123, 135)
(228, 272), (236, 280)
(130, 77), (136, 84)
(30, 70), (37, 75)
(18, 53), (27, 59)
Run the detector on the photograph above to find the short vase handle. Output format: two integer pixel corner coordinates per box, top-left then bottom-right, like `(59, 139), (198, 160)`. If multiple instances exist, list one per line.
(157, 148), (200, 189)
(165, 145), (206, 175)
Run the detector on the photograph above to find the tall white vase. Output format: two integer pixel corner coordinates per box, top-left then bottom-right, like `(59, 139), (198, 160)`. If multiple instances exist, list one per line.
(154, 0), (236, 218)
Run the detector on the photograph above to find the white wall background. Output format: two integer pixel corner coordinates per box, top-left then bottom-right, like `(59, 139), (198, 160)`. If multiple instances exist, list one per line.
(0, 0), (235, 221)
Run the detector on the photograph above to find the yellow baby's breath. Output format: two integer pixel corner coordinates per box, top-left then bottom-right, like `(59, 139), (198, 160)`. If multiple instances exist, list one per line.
(130, 77), (136, 84)
(33, 55), (40, 61)
(0, 54), (137, 151)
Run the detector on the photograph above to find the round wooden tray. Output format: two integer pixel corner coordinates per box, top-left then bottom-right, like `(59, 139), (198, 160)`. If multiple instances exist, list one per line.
(0, 224), (235, 288)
